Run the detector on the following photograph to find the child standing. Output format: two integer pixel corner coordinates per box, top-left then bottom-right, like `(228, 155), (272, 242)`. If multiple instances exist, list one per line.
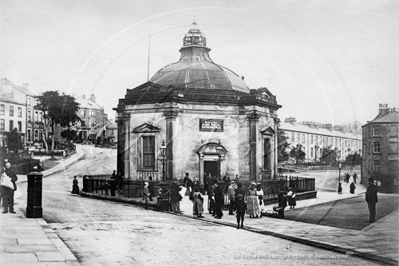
(234, 194), (247, 229)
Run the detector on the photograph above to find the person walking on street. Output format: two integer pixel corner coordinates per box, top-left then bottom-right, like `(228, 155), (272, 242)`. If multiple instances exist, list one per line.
(234, 194), (247, 229)
(353, 172), (358, 184)
(71, 176), (80, 194)
(350, 182), (356, 194)
(366, 178), (378, 223)
(1, 162), (18, 214)
(228, 181), (236, 215)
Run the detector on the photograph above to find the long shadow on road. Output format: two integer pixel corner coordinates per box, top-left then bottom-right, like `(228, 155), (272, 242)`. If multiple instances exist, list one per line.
(284, 194), (399, 230)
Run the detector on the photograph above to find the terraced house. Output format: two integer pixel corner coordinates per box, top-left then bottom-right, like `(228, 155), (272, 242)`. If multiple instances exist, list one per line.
(362, 104), (399, 192)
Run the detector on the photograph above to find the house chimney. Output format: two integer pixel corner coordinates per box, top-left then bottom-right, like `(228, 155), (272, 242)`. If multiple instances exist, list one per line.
(23, 83), (29, 89)
(322, 123), (333, 131)
(90, 94), (96, 102)
(378, 103), (389, 118)
(284, 117), (297, 124)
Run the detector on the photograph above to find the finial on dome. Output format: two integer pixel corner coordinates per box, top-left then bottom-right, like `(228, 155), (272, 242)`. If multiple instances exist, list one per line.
(183, 21), (206, 47)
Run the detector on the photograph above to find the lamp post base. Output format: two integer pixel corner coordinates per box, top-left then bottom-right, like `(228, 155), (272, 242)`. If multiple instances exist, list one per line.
(338, 183), (342, 194)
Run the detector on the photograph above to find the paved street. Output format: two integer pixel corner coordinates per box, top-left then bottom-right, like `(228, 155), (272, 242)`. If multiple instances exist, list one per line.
(3, 145), (396, 265)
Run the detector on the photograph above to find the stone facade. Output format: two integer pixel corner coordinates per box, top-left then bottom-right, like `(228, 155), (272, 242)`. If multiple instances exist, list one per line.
(362, 104), (399, 191)
(115, 23), (281, 183)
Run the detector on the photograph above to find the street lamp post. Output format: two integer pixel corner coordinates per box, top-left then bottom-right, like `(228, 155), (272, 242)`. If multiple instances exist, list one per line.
(160, 140), (167, 182)
(216, 145), (223, 179)
(338, 162), (342, 194)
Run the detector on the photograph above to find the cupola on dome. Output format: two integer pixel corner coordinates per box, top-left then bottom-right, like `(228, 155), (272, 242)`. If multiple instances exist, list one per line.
(150, 21), (250, 93)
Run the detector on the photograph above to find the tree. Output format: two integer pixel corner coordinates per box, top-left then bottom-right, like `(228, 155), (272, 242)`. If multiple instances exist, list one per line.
(8, 128), (22, 153)
(35, 91), (80, 150)
(60, 129), (78, 142)
(277, 128), (290, 162)
(289, 144), (306, 164)
(320, 145), (337, 164)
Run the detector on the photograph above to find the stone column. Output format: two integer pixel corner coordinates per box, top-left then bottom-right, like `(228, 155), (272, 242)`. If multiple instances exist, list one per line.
(247, 110), (261, 181)
(163, 110), (178, 180)
(273, 118), (278, 179)
(116, 111), (130, 178)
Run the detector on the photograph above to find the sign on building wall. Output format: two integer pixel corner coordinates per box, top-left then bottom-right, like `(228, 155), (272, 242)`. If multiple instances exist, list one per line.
(199, 118), (224, 132)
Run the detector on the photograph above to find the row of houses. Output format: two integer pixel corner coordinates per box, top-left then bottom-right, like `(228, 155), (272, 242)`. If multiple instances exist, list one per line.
(280, 118), (362, 163)
(0, 78), (117, 149)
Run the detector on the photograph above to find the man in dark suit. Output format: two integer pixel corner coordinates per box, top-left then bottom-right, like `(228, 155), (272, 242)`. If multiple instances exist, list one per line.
(366, 178), (378, 223)
(213, 180), (224, 219)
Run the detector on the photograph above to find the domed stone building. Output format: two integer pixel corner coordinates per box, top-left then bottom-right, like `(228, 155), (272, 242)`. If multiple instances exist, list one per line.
(114, 22), (281, 185)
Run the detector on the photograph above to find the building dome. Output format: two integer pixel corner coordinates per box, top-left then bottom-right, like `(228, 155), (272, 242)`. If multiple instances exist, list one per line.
(150, 21), (250, 93)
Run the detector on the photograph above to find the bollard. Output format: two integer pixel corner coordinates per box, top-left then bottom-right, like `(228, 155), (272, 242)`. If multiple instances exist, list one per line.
(26, 171), (43, 218)
(110, 179), (116, 196)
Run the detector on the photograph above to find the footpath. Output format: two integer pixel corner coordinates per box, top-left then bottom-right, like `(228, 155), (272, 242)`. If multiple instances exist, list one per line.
(0, 146), (86, 265)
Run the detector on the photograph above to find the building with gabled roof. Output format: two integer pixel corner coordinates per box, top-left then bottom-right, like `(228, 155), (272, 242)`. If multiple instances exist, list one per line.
(362, 104), (399, 192)
(280, 118), (362, 163)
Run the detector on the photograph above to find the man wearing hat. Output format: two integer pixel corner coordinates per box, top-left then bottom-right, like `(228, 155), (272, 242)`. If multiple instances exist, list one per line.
(1, 162), (18, 214)
(365, 178), (378, 223)
(213, 180), (224, 219)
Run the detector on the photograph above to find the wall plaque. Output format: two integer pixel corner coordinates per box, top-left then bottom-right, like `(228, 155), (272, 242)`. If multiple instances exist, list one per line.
(199, 118), (224, 132)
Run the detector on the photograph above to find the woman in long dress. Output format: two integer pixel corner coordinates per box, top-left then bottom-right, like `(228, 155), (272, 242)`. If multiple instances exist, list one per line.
(255, 183), (265, 216)
(247, 182), (260, 218)
(193, 187), (204, 218)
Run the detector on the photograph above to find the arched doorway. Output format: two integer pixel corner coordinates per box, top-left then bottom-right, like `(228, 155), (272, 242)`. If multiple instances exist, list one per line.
(196, 142), (227, 191)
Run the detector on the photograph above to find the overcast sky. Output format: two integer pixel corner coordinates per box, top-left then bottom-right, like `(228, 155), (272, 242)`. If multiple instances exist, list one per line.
(1, 0), (397, 125)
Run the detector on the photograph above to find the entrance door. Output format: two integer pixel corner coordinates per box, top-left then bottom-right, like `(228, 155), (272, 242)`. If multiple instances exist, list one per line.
(204, 161), (218, 191)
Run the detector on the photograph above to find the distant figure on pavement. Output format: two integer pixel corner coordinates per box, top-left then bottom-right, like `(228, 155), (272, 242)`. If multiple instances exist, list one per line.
(1, 162), (18, 214)
(71, 176), (80, 194)
(143, 182), (150, 210)
(353, 172), (358, 184)
(111, 170), (116, 179)
(350, 182), (356, 194)
(156, 188), (163, 211)
(213, 180), (224, 219)
(223, 173), (230, 193)
(192, 187), (204, 218)
(287, 187), (296, 209)
(148, 176), (154, 201)
(228, 181), (236, 215)
(247, 182), (260, 218)
(256, 183), (265, 215)
(170, 178), (182, 214)
(275, 187), (288, 219)
(365, 178), (378, 223)
(234, 194), (247, 229)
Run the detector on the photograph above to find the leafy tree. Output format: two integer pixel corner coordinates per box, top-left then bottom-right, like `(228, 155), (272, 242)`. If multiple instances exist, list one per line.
(8, 128), (22, 153)
(60, 129), (78, 142)
(35, 91), (80, 150)
(320, 145), (337, 164)
(277, 128), (290, 162)
(289, 144), (306, 164)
